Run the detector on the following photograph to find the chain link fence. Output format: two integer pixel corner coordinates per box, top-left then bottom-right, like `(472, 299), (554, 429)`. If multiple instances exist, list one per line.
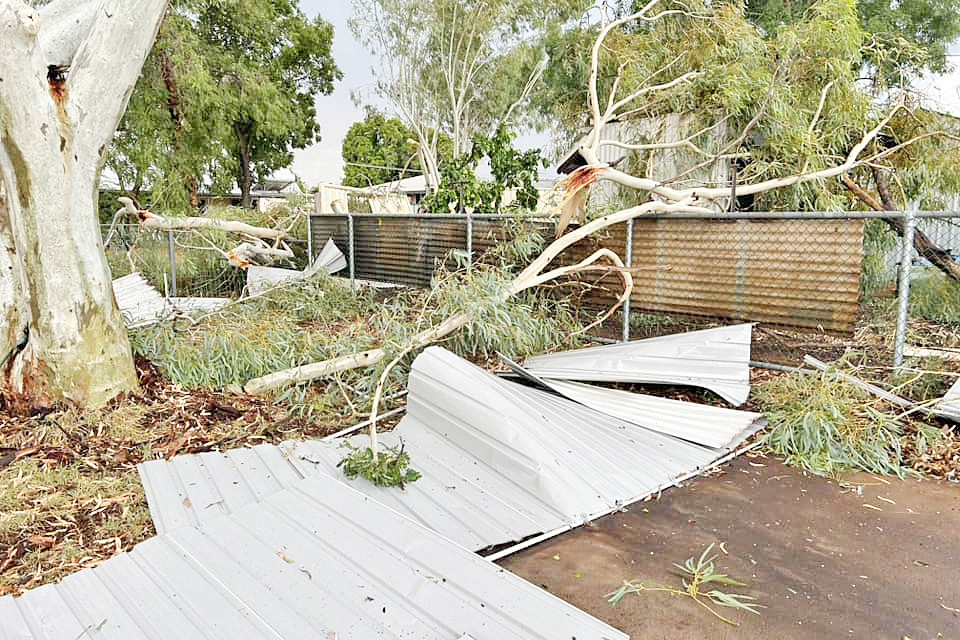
(103, 209), (960, 369)
(104, 223), (248, 298)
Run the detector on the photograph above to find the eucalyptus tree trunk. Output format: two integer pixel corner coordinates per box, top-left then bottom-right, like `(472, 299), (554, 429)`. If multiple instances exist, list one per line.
(0, 0), (168, 408)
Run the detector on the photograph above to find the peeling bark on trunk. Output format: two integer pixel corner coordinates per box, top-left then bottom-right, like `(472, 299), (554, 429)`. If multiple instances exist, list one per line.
(842, 172), (960, 281)
(0, 0), (168, 408)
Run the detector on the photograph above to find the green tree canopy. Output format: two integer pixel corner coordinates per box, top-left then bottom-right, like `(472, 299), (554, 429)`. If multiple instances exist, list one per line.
(532, 0), (960, 210)
(109, 0), (341, 211)
(341, 110), (423, 187)
(350, 0), (591, 189)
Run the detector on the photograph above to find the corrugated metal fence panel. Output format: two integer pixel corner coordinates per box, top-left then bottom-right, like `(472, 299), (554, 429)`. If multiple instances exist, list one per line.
(309, 214), (864, 331)
(1, 472), (628, 640)
(567, 218), (864, 331)
(310, 215), (552, 288)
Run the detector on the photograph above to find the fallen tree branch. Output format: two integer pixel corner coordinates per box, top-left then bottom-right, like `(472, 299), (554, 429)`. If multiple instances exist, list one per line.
(243, 200), (704, 395)
(118, 197), (289, 241)
(841, 173), (960, 280)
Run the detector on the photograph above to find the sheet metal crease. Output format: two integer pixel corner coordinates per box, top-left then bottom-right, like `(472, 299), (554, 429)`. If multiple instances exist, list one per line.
(521, 323), (755, 406)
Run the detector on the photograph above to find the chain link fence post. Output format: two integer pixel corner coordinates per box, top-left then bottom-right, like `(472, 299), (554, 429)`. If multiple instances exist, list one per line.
(466, 210), (473, 274)
(347, 212), (356, 293)
(893, 206), (917, 369)
(621, 218), (633, 342)
(167, 230), (177, 297)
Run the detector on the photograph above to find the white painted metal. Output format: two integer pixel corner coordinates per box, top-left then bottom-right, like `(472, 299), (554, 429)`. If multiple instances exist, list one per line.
(499, 353), (763, 449)
(112, 274), (228, 328)
(935, 377), (960, 422)
(247, 237), (347, 294)
(112, 273), (174, 328)
(522, 324), (754, 406)
(0, 472), (627, 640)
(140, 347), (753, 555)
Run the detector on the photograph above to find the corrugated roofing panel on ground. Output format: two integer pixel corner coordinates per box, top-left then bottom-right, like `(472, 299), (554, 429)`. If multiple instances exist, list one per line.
(112, 273), (173, 328)
(499, 353), (763, 449)
(140, 347), (749, 554)
(522, 324), (754, 406)
(1, 472), (628, 640)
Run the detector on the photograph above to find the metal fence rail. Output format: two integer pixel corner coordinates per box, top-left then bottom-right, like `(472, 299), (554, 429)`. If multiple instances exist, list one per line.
(103, 208), (960, 369)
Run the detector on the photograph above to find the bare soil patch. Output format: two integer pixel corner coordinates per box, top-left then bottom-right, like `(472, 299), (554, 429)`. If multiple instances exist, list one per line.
(499, 454), (960, 640)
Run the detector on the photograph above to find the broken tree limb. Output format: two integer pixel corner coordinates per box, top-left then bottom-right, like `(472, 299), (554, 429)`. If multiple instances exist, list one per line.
(118, 197), (289, 241)
(840, 174), (960, 281)
(803, 355), (917, 411)
(243, 199), (704, 395)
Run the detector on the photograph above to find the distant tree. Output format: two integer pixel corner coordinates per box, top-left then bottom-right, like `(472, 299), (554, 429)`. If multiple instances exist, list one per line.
(110, 0), (341, 210)
(341, 110), (421, 187)
(350, 0), (591, 191)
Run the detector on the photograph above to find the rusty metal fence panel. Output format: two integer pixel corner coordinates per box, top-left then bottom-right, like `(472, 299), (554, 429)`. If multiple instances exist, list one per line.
(310, 212), (867, 332)
(565, 217), (865, 332)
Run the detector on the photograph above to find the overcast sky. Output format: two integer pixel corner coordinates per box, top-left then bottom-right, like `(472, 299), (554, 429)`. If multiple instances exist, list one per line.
(290, 2), (379, 186)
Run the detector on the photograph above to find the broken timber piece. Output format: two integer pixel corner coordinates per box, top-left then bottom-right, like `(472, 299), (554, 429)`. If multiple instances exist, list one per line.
(523, 323), (754, 406)
(246, 237), (347, 295)
(499, 353), (764, 449)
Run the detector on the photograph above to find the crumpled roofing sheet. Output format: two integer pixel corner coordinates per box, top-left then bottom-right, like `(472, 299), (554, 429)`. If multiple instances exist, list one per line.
(140, 347), (750, 552)
(112, 273), (174, 328)
(499, 353), (763, 450)
(112, 273), (228, 328)
(522, 323), (754, 406)
(935, 377), (960, 422)
(247, 237), (347, 295)
(0, 472), (625, 640)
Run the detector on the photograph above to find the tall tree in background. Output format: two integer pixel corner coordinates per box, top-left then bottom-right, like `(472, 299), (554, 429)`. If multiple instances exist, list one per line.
(350, 0), (592, 191)
(341, 109), (421, 187)
(110, 0), (340, 211)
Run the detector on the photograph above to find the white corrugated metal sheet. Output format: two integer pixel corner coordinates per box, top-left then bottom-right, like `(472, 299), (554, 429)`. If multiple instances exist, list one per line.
(112, 273), (173, 328)
(112, 274), (228, 327)
(247, 238), (347, 295)
(499, 354), (763, 449)
(522, 324), (754, 406)
(0, 472), (626, 640)
(140, 347), (754, 553)
(936, 377), (960, 422)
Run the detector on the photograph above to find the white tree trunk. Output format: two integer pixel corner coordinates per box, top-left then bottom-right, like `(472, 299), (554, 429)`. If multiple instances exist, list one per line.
(0, 0), (168, 408)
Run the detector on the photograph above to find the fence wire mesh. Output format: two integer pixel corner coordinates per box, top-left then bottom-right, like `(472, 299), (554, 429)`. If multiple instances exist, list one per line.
(102, 209), (960, 370)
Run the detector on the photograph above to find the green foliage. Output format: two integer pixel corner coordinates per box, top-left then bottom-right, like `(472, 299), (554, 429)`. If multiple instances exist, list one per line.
(342, 109), (421, 187)
(758, 365), (919, 476)
(130, 224), (582, 407)
(110, 0), (341, 211)
(538, 0), (960, 210)
(747, 0), (960, 75)
(351, 0), (591, 161)
(420, 126), (546, 213)
(609, 543), (762, 626)
(337, 443), (421, 488)
(908, 272), (960, 325)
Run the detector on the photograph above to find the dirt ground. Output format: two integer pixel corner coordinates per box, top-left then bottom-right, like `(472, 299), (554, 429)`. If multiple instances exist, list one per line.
(499, 454), (960, 640)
